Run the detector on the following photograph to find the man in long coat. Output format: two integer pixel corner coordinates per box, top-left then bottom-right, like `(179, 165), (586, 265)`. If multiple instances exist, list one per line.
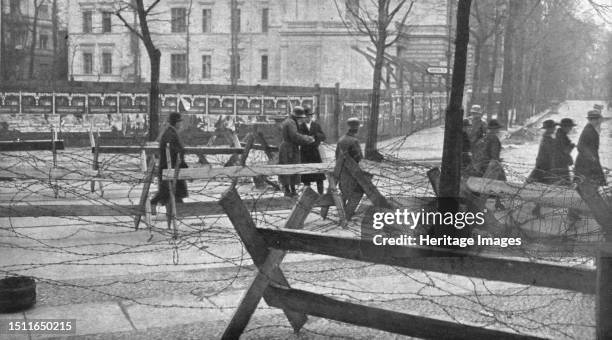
(298, 107), (327, 194)
(278, 106), (315, 197)
(471, 119), (506, 210)
(151, 112), (188, 210)
(468, 105), (486, 147)
(335, 117), (363, 207)
(575, 110), (606, 186)
(552, 118), (577, 185)
(527, 119), (558, 216)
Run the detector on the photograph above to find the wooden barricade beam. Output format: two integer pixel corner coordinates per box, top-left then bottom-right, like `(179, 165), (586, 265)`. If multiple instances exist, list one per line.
(339, 155), (392, 209)
(264, 285), (546, 340)
(91, 145), (244, 155)
(576, 181), (612, 238)
(219, 188), (308, 335)
(0, 140), (65, 152)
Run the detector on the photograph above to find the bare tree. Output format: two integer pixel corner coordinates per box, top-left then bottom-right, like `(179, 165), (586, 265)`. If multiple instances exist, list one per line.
(438, 0), (471, 202)
(115, 0), (162, 141)
(27, 0), (48, 79)
(335, 0), (414, 161)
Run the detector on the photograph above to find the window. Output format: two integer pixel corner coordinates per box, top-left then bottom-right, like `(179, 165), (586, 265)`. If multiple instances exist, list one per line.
(261, 55), (268, 80)
(83, 53), (93, 74)
(82, 11), (93, 33)
(39, 4), (49, 18)
(171, 8), (187, 33)
(202, 55), (211, 79)
(345, 0), (359, 19)
(102, 52), (112, 74)
(102, 12), (112, 33)
(39, 34), (48, 49)
(10, 0), (20, 14)
(202, 9), (211, 32)
(171, 54), (187, 78)
(261, 8), (268, 33)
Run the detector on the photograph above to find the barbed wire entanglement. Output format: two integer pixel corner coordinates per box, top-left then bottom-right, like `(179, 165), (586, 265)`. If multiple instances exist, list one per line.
(0, 135), (604, 339)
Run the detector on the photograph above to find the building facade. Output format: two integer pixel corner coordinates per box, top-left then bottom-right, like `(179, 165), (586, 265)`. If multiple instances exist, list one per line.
(66, 0), (453, 89)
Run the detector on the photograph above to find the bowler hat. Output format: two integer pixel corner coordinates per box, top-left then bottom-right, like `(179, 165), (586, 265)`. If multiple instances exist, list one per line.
(487, 119), (502, 130)
(292, 106), (307, 118)
(593, 104), (603, 111)
(168, 112), (183, 125)
(540, 119), (557, 129)
(463, 118), (472, 127)
(304, 106), (313, 115)
(587, 110), (603, 119)
(559, 118), (577, 127)
(347, 117), (361, 126)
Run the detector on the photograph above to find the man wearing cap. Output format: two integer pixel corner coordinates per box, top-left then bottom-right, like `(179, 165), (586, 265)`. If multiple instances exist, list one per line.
(527, 120), (558, 216)
(575, 110), (606, 186)
(279, 106), (315, 197)
(468, 105), (486, 147)
(552, 118), (577, 185)
(298, 106), (327, 194)
(151, 112), (188, 210)
(335, 117), (364, 207)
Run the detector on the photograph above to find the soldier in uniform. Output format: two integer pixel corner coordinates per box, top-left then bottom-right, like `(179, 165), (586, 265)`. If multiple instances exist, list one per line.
(150, 112), (188, 212)
(298, 107), (327, 194)
(468, 105), (486, 147)
(335, 117), (363, 207)
(575, 110), (606, 186)
(527, 119), (558, 216)
(278, 106), (315, 197)
(552, 118), (577, 185)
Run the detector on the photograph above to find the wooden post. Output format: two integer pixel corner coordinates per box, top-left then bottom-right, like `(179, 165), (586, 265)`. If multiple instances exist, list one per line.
(134, 156), (157, 230)
(90, 130), (96, 193)
(597, 249), (612, 340)
(320, 172), (346, 227)
(219, 188), (308, 334)
(165, 146), (178, 236)
(94, 131), (104, 197)
(286, 187), (319, 229)
(51, 127), (59, 198)
(140, 149), (147, 172)
(230, 132), (255, 190)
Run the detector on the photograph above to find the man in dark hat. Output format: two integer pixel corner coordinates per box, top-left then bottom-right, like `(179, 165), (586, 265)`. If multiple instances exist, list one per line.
(461, 118), (472, 170)
(527, 119), (558, 216)
(575, 110), (606, 186)
(298, 106), (327, 194)
(278, 106), (315, 197)
(151, 112), (188, 211)
(468, 105), (486, 147)
(552, 118), (577, 185)
(335, 117), (363, 207)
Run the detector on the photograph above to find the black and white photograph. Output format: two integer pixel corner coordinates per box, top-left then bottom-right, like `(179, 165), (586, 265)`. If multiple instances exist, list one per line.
(1, 0), (611, 339)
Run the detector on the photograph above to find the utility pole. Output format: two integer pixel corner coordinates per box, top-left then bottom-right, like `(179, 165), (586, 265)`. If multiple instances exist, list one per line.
(230, 0), (238, 89)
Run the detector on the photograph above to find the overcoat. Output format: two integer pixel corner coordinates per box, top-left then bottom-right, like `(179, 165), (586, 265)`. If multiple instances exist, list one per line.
(575, 123), (606, 186)
(469, 119), (486, 147)
(335, 132), (363, 197)
(551, 129), (574, 185)
(471, 133), (506, 181)
(298, 121), (326, 183)
(527, 134), (556, 184)
(156, 126), (188, 204)
(278, 117), (313, 186)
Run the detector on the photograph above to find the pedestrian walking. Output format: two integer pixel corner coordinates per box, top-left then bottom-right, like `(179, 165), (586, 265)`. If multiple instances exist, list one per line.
(468, 105), (486, 148)
(298, 107), (327, 194)
(278, 106), (315, 197)
(552, 118), (577, 185)
(527, 119), (558, 217)
(150, 112), (188, 212)
(335, 117), (364, 207)
(575, 110), (606, 186)
(471, 119), (506, 210)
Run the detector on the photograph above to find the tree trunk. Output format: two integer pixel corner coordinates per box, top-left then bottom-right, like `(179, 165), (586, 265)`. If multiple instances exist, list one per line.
(28, 2), (39, 79)
(498, 0), (517, 128)
(439, 0), (471, 200)
(486, 22), (500, 118)
(148, 49), (160, 141)
(52, 0), (58, 79)
(365, 2), (387, 161)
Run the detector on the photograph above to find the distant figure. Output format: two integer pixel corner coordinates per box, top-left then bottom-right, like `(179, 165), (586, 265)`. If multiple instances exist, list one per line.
(471, 119), (506, 210)
(527, 119), (558, 217)
(461, 118), (472, 170)
(335, 117), (363, 207)
(575, 110), (606, 186)
(593, 104), (604, 113)
(552, 118), (576, 185)
(150, 112), (188, 212)
(468, 105), (486, 147)
(278, 106), (315, 197)
(298, 107), (327, 194)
